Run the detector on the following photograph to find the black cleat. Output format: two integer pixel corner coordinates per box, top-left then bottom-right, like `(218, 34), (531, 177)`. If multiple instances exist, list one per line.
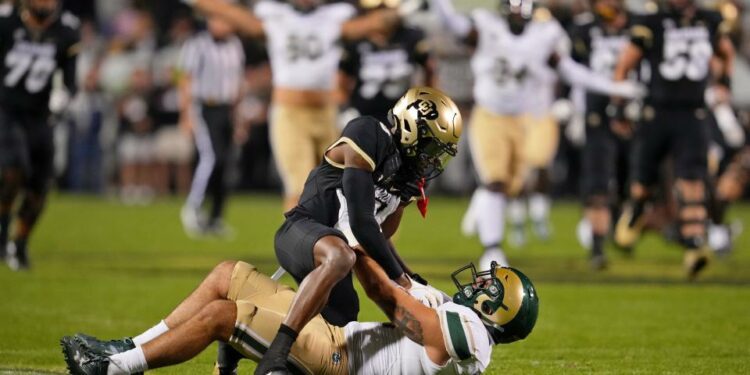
(61, 336), (110, 375)
(74, 333), (136, 356)
(590, 254), (609, 271)
(6, 241), (30, 271)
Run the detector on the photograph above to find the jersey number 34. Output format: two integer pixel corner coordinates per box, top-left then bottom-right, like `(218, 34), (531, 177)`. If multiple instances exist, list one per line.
(4, 49), (57, 93)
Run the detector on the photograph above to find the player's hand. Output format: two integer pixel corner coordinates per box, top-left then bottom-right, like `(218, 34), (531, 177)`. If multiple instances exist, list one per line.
(408, 277), (450, 309)
(610, 119), (633, 139)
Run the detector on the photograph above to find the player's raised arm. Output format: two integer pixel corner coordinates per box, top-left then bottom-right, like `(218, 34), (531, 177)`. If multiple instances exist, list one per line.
(340, 7), (400, 41)
(353, 249), (452, 365)
(429, 0), (477, 45)
(183, 0), (264, 38)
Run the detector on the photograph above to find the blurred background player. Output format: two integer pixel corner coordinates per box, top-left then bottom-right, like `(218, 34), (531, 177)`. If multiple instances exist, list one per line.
(569, 0), (633, 269)
(0, 0), (79, 270)
(337, 0), (435, 124)
(178, 6), (245, 237)
(431, 0), (644, 269)
(612, 0), (735, 279)
(183, 0), (405, 211)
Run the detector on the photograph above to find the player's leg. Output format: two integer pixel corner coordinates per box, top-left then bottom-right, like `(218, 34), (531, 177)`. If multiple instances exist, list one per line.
(270, 104), (317, 211)
(614, 109), (668, 249)
(259, 219), (355, 374)
(7, 119), (53, 270)
(524, 116), (559, 241)
(674, 109), (712, 279)
(581, 113), (617, 269)
(183, 104), (216, 235)
(707, 148), (749, 253)
(0, 111), (27, 259)
(469, 107), (519, 268)
(206, 106), (234, 235)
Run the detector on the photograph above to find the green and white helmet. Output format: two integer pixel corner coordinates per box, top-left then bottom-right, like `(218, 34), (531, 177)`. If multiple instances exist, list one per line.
(451, 262), (539, 344)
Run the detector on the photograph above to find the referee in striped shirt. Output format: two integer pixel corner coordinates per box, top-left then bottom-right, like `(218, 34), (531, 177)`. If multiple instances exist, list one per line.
(179, 11), (245, 237)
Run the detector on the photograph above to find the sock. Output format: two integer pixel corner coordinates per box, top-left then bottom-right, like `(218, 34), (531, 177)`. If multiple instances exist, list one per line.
(508, 198), (526, 228)
(0, 214), (9, 246)
(474, 189), (506, 247)
(259, 324), (298, 370)
(480, 246), (509, 269)
(528, 193), (550, 223)
(108, 345), (148, 375)
(216, 341), (243, 371)
(461, 188), (483, 236)
(591, 234), (605, 256)
(133, 320), (169, 346)
(629, 199), (646, 227)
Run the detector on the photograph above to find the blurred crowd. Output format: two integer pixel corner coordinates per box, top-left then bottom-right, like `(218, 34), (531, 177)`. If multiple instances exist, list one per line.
(33, 0), (750, 201)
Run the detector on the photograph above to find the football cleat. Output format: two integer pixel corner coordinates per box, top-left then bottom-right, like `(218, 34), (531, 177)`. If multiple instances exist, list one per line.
(460, 203), (478, 237)
(509, 225), (526, 248)
(181, 205), (206, 238)
(684, 248), (711, 281)
(5, 241), (30, 271)
(61, 336), (110, 375)
(74, 333), (135, 357)
(206, 219), (235, 239)
(576, 217), (593, 251)
(614, 204), (645, 250)
(532, 220), (551, 242)
(590, 253), (608, 271)
(479, 247), (509, 271)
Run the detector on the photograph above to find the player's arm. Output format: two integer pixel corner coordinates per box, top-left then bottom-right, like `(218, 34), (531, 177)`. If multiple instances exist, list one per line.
(550, 53), (642, 98)
(62, 38), (81, 97)
(184, 0), (264, 38)
(341, 8), (400, 41)
(328, 143), (411, 288)
(713, 35), (734, 93)
(429, 0), (477, 46)
(353, 250), (451, 365)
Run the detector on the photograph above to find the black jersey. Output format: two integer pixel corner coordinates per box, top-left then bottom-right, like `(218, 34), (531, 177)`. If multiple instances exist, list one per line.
(629, 8), (724, 108)
(290, 116), (403, 226)
(339, 25), (430, 123)
(570, 13), (632, 111)
(0, 5), (80, 114)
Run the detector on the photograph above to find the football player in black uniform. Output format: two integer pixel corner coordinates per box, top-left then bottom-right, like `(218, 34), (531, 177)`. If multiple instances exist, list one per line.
(253, 87), (461, 374)
(0, 0), (79, 270)
(570, 0), (633, 270)
(612, 0), (734, 279)
(338, 0), (434, 124)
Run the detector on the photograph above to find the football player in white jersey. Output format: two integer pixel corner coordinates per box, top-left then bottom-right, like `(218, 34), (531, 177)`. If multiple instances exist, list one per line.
(431, 0), (645, 269)
(182, 0), (412, 210)
(61, 255), (539, 375)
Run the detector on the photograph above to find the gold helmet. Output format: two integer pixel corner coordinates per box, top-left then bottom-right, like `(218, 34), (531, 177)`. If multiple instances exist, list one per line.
(452, 262), (539, 344)
(388, 87), (462, 180)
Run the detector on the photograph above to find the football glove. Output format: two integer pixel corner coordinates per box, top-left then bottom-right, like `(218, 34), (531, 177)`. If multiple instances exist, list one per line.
(408, 275), (450, 309)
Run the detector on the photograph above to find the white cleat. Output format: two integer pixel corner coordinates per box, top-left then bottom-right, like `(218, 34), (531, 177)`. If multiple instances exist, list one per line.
(180, 205), (205, 238)
(460, 205), (478, 237)
(479, 248), (509, 270)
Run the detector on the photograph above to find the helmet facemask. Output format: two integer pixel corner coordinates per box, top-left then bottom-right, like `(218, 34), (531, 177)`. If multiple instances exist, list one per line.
(451, 261), (539, 344)
(500, 0), (534, 34)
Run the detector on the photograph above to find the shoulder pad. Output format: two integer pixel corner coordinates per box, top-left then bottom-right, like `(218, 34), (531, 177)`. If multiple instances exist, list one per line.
(61, 11), (80, 29)
(437, 303), (488, 362)
(0, 3), (13, 17)
(532, 7), (553, 22)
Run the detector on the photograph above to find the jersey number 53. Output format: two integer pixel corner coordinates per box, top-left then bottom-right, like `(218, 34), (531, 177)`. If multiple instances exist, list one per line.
(659, 38), (712, 81)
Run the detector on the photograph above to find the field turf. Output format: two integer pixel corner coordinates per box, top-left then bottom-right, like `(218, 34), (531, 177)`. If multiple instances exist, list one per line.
(0, 194), (749, 374)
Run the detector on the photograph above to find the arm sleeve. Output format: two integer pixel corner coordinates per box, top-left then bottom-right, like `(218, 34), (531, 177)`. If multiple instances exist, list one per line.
(555, 54), (640, 98)
(343, 168), (404, 280)
(62, 33), (81, 96)
(430, 0), (472, 38)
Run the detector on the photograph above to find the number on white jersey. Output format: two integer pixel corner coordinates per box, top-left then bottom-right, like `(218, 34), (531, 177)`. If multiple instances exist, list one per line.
(286, 34), (324, 62)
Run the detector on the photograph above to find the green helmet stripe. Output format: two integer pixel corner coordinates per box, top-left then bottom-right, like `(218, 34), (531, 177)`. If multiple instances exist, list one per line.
(445, 311), (472, 360)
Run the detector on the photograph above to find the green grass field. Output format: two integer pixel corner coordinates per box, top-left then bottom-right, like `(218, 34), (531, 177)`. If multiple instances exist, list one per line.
(1, 194), (749, 374)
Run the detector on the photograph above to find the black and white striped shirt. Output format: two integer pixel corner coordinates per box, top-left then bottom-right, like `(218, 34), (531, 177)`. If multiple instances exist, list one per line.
(179, 31), (245, 104)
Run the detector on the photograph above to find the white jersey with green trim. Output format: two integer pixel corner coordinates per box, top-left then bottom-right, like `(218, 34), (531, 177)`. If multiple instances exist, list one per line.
(254, 1), (356, 90)
(344, 302), (492, 374)
(470, 9), (569, 116)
